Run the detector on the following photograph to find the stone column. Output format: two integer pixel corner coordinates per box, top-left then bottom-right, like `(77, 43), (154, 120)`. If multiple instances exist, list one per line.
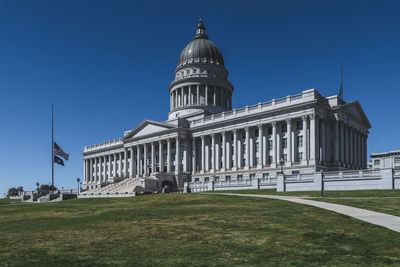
(233, 129), (238, 170)
(215, 135), (220, 170)
(339, 122), (344, 166)
(175, 136), (180, 173)
(245, 127), (250, 170)
(272, 122), (277, 167)
(159, 141), (163, 173)
(205, 85), (208, 105)
(93, 158), (97, 182)
(249, 129), (254, 167)
(197, 85), (199, 105)
(349, 127), (353, 167)
(309, 114), (317, 165)
(184, 139), (188, 172)
(302, 116), (308, 164)
(188, 86), (192, 106)
(88, 158), (92, 183)
(287, 119), (292, 165)
(334, 119), (340, 165)
(99, 156), (103, 182)
(143, 144), (147, 176)
(129, 148), (133, 178)
(167, 139), (171, 173)
(221, 131), (226, 171)
(136, 146), (140, 177)
(107, 155), (111, 181)
(192, 138), (197, 174)
(201, 136), (205, 174)
(211, 134), (215, 172)
(213, 86), (216, 106)
(151, 142), (155, 174)
(258, 125), (263, 169)
(320, 119), (326, 164)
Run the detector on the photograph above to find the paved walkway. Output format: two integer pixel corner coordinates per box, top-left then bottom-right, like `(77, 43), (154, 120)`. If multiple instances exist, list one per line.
(212, 193), (400, 233)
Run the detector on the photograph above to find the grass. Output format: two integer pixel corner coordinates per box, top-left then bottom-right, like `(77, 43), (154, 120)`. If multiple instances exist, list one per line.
(214, 188), (400, 197)
(1, 194), (400, 266)
(0, 198), (12, 205)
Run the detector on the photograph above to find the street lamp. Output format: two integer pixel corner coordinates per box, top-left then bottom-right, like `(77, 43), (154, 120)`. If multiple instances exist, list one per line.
(279, 158), (284, 174)
(76, 177), (81, 193)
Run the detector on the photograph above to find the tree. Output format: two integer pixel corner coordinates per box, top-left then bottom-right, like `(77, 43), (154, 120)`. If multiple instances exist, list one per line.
(36, 182), (39, 190)
(7, 186), (23, 197)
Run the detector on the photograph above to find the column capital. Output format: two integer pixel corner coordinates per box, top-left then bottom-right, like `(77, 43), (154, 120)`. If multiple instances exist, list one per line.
(302, 115), (308, 121)
(257, 124), (263, 129)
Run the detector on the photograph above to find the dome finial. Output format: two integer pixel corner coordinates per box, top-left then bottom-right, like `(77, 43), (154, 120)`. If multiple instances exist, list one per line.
(194, 18), (208, 40)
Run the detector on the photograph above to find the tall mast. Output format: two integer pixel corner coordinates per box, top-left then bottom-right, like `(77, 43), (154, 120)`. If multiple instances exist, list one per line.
(52, 104), (54, 187)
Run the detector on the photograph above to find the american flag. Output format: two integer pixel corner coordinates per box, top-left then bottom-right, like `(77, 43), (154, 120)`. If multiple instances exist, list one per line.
(54, 142), (69, 161)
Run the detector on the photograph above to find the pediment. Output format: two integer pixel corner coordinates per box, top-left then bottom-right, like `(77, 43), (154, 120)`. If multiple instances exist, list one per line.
(123, 120), (176, 140)
(342, 101), (371, 128)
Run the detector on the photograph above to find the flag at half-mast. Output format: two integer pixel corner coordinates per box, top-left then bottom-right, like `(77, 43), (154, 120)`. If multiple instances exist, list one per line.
(54, 142), (69, 161)
(54, 155), (65, 166)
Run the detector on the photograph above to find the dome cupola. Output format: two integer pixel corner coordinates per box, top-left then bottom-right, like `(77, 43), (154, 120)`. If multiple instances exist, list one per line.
(168, 19), (234, 121)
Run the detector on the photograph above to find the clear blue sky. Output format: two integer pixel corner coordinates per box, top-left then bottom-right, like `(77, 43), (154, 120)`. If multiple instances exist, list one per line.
(1, 0), (399, 195)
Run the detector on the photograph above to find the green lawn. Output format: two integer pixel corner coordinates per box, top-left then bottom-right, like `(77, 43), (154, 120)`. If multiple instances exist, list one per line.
(215, 188), (400, 197)
(1, 194), (400, 266)
(0, 198), (12, 205)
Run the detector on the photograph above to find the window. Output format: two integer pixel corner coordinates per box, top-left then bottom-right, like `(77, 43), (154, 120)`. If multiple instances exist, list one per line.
(172, 154), (176, 161)
(268, 140), (273, 150)
(282, 138), (287, 148)
(237, 175), (243, 181)
(256, 142), (259, 152)
(263, 173), (269, 179)
(205, 177), (209, 182)
(215, 176), (220, 182)
(292, 170), (300, 175)
(195, 178), (200, 182)
(281, 124), (287, 133)
(297, 136), (303, 147)
(296, 152), (303, 162)
(172, 165), (175, 172)
(374, 159), (380, 166)
(226, 175), (231, 182)
(187, 70), (190, 74)
(179, 151), (184, 159)
(296, 121), (303, 130)
(193, 69), (197, 73)
(395, 157), (400, 164)
(268, 156), (272, 164)
(283, 154), (287, 162)
(250, 173), (256, 180)
(255, 157), (259, 165)
(179, 164), (183, 171)
(268, 127), (272, 135)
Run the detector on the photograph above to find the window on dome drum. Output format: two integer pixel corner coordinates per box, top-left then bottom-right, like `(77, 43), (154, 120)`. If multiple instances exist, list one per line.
(268, 140), (273, 150)
(282, 138), (287, 148)
(237, 175), (243, 181)
(296, 121), (303, 130)
(297, 136), (303, 147)
(296, 152), (303, 162)
(374, 159), (380, 166)
(282, 124), (287, 133)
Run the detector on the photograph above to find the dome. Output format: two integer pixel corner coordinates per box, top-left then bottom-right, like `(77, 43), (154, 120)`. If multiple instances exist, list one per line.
(177, 19), (224, 67)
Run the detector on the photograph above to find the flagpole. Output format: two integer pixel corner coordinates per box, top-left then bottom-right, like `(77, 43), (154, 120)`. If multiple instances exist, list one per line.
(52, 104), (54, 187)
(341, 63), (343, 99)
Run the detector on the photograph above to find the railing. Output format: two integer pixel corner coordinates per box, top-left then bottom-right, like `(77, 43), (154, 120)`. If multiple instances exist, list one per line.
(84, 138), (123, 152)
(189, 89), (319, 127)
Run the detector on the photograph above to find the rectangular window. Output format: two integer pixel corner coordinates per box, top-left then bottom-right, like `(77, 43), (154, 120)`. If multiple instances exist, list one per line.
(256, 142), (259, 152)
(395, 157), (400, 164)
(282, 138), (287, 148)
(296, 121), (303, 130)
(179, 164), (183, 171)
(215, 176), (220, 182)
(297, 136), (303, 147)
(171, 165), (175, 172)
(195, 178), (200, 182)
(187, 70), (190, 74)
(374, 159), (380, 165)
(172, 154), (176, 161)
(283, 154), (287, 162)
(268, 140), (273, 150)
(249, 173), (256, 180)
(255, 157), (259, 165)
(268, 127), (272, 135)
(237, 175), (243, 181)
(179, 151), (184, 159)
(226, 175), (231, 182)
(205, 177), (209, 182)
(292, 170), (300, 175)
(193, 69), (197, 73)
(296, 152), (303, 162)
(268, 156), (272, 164)
(263, 173), (269, 179)
(282, 124), (287, 133)
(179, 141), (184, 148)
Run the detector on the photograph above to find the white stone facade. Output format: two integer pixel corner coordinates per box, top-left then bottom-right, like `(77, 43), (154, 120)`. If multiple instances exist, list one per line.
(82, 20), (371, 192)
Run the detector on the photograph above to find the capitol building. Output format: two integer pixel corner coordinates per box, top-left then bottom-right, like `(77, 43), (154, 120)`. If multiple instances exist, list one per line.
(82, 20), (371, 193)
